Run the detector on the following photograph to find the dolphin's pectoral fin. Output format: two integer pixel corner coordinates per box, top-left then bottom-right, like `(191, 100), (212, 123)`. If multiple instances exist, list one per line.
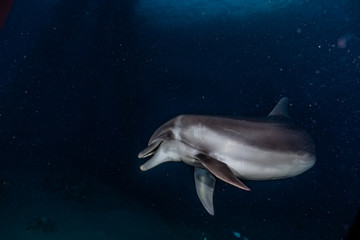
(194, 167), (216, 215)
(196, 153), (250, 191)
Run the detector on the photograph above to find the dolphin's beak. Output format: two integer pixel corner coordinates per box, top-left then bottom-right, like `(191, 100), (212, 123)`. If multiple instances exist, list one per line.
(138, 141), (162, 158)
(139, 140), (181, 171)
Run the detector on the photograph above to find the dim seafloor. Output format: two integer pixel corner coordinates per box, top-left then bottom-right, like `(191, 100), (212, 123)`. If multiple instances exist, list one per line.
(0, 166), (211, 240)
(0, 164), (349, 240)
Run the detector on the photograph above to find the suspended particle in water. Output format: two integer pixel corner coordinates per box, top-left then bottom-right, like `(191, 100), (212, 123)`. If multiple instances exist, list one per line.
(232, 231), (241, 238)
(337, 33), (353, 49)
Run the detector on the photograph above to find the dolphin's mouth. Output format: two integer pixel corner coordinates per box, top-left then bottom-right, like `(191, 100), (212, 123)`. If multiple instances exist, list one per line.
(138, 141), (162, 158)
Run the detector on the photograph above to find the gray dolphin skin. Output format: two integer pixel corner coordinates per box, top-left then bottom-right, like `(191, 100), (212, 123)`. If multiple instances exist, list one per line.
(138, 98), (316, 215)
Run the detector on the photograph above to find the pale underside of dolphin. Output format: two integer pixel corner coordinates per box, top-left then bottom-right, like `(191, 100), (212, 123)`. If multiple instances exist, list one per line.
(138, 98), (316, 215)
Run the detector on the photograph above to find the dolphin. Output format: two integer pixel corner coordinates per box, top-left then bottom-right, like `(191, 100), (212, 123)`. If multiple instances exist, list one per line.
(138, 98), (316, 215)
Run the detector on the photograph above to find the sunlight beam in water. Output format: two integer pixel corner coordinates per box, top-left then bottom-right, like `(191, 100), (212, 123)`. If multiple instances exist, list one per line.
(135, 0), (302, 25)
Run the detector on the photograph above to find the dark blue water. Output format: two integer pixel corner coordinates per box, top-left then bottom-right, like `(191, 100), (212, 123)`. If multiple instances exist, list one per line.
(0, 0), (359, 239)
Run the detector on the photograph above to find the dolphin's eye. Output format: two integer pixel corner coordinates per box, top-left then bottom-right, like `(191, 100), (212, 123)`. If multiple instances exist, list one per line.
(166, 132), (173, 139)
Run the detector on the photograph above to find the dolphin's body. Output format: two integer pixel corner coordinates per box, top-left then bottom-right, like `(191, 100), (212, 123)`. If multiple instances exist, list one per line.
(138, 98), (316, 215)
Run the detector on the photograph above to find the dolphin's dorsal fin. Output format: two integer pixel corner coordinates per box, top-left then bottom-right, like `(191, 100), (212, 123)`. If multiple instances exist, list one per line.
(268, 97), (290, 118)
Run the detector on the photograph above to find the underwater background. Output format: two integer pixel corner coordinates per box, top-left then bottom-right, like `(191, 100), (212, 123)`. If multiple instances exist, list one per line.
(0, 0), (359, 239)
